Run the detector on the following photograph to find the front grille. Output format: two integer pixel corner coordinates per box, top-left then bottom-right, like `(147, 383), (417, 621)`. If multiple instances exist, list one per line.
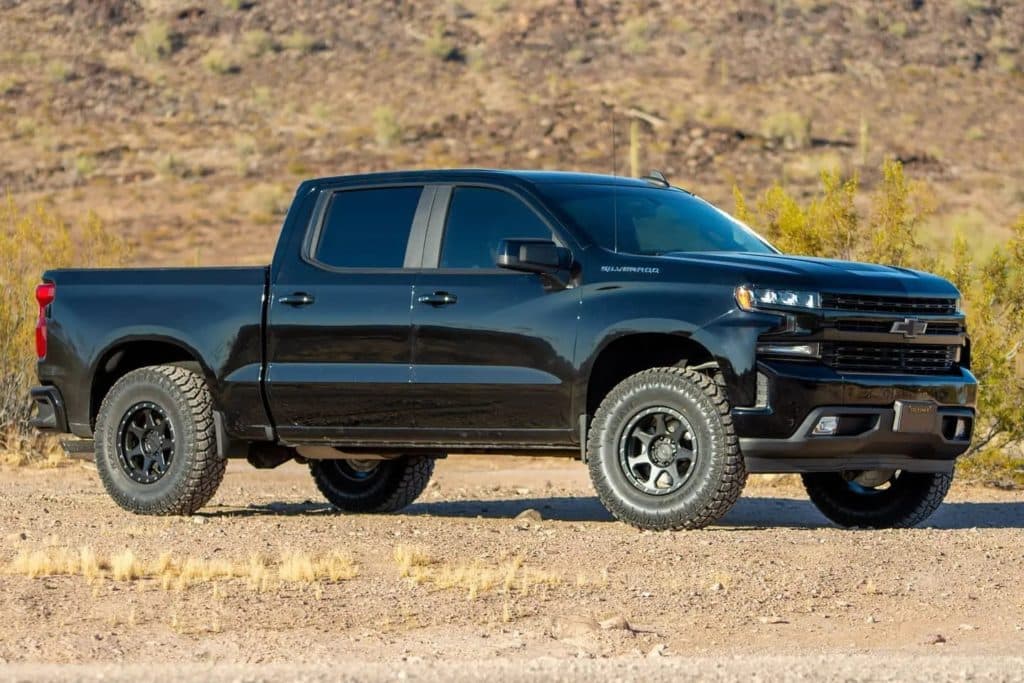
(821, 342), (959, 374)
(834, 320), (963, 335)
(821, 293), (957, 315)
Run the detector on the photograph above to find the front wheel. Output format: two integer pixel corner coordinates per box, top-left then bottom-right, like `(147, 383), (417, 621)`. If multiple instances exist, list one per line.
(802, 469), (952, 528)
(310, 456), (434, 513)
(587, 366), (746, 531)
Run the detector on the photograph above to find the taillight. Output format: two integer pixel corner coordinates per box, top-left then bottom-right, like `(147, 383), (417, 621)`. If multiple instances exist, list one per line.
(35, 282), (55, 359)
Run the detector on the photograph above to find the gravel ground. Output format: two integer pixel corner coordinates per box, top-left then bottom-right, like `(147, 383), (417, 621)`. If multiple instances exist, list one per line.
(4, 655), (1024, 683)
(0, 457), (1021, 681)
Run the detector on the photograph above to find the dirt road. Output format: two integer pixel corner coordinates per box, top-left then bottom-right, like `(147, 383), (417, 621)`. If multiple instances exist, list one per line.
(1, 457), (1022, 681)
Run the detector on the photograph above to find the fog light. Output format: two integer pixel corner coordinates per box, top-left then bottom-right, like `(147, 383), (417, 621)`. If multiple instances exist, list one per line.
(812, 416), (839, 436)
(954, 418), (969, 440)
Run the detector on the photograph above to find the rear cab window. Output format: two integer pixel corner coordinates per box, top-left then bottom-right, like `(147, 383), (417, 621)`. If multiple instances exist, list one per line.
(313, 186), (423, 268)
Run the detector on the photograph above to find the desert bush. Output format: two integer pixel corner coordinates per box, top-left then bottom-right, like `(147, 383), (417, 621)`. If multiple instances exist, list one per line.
(241, 183), (291, 222)
(0, 198), (128, 460)
(281, 31), (317, 54)
(735, 161), (1024, 476)
(201, 48), (239, 75)
(373, 106), (401, 148)
(45, 60), (72, 83)
(622, 17), (653, 55)
(72, 154), (97, 179)
(424, 25), (457, 61)
(241, 29), (276, 58)
(133, 21), (173, 61)
(154, 152), (191, 178)
(762, 110), (812, 149)
(0, 76), (19, 95)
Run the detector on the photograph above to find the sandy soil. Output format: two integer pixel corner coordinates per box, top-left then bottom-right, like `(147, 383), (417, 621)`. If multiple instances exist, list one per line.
(0, 456), (1022, 681)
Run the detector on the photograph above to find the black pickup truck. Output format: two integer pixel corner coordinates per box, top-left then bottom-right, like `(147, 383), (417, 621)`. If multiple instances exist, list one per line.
(30, 170), (977, 530)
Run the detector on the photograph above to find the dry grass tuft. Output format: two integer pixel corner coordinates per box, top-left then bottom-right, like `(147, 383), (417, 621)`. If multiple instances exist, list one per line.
(110, 550), (143, 581)
(279, 550), (358, 583)
(394, 545), (561, 600)
(10, 548), (79, 577)
(5, 547), (358, 591)
(393, 544), (435, 576)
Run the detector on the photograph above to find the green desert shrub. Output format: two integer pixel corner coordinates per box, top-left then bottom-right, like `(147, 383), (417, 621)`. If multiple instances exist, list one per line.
(735, 160), (1024, 478)
(0, 198), (128, 461)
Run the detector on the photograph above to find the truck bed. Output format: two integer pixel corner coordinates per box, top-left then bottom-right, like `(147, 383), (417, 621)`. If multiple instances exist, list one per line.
(38, 266), (270, 440)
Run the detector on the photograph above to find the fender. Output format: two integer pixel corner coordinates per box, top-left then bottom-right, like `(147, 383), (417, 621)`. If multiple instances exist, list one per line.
(573, 281), (781, 412)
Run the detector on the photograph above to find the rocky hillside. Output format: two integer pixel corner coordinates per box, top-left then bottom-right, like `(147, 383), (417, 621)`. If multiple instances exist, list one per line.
(0, 0), (1021, 265)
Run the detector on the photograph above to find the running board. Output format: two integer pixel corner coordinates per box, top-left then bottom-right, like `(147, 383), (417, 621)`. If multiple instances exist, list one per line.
(61, 439), (95, 461)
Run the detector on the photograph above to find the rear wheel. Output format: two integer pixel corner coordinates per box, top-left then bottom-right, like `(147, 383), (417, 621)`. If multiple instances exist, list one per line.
(802, 469), (952, 528)
(310, 456), (434, 513)
(94, 365), (224, 515)
(587, 367), (746, 531)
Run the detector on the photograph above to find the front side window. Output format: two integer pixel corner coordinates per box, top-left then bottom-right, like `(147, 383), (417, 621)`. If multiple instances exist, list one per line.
(314, 186), (423, 268)
(535, 183), (776, 255)
(440, 187), (553, 269)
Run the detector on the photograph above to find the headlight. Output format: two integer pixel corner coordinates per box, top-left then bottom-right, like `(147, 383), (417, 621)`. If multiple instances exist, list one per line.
(735, 285), (820, 312)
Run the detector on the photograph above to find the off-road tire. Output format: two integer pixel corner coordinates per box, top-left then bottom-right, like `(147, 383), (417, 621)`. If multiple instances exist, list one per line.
(94, 365), (224, 515)
(311, 456), (434, 513)
(587, 366), (746, 531)
(802, 470), (953, 528)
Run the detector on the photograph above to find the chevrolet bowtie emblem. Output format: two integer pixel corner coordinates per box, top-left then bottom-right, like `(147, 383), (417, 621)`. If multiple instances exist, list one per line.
(890, 318), (928, 338)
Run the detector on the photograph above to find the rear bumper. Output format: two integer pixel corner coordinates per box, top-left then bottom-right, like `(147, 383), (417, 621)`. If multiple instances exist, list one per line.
(733, 361), (976, 473)
(29, 386), (69, 433)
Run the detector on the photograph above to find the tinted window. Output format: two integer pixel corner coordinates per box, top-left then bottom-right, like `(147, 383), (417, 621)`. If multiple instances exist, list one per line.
(314, 186), (422, 268)
(440, 187), (553, 269)
(535, 184), (775, 255)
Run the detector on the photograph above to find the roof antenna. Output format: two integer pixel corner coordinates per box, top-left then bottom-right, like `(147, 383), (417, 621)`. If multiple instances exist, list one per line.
(643, 169), (669, 187)
(602, 101), (620, 252)
(609, 104), (618, 177)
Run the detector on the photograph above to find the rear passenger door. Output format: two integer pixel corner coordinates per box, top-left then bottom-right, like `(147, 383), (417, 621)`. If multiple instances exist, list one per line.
(407, 185), (581, 446)
(266, 184), (430, 443)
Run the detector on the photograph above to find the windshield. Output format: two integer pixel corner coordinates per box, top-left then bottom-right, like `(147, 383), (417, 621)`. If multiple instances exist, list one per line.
(536, 183), (776, 255)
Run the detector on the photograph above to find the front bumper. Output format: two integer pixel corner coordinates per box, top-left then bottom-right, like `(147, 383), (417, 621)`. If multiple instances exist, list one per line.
(733, 361), (977, 473)
(29, 386), (69, 433)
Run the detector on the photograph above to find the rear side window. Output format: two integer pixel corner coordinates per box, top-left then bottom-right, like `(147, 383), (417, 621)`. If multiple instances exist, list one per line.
(314, 186), (422, 268)
(440, 187), (553, 269)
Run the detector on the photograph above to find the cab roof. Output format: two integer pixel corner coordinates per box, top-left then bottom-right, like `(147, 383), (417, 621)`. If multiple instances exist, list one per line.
(303, 169), (666, 191)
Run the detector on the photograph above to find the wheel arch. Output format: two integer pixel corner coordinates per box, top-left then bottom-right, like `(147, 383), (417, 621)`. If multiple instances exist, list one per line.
(89, 336), (213, 429)
(583, 331), (717, 419)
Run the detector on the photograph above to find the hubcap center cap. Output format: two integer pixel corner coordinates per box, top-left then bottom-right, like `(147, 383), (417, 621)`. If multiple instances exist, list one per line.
(144, 432), (162, 452)
(651, 437), (677, 466)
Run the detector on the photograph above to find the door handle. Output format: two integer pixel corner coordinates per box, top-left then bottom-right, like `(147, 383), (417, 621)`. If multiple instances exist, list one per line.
(417, 291), (458, 306)
(278, 292), (315, 306)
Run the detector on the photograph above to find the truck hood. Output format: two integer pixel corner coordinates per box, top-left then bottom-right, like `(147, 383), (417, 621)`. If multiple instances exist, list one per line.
(658, 251), (959, 298)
